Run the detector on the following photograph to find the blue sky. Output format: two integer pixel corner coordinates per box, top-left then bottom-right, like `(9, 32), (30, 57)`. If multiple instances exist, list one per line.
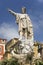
(0, 0), (43, 42)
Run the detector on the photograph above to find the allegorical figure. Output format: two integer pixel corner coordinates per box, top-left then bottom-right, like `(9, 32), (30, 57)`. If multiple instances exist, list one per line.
(8, 7), (34, 42)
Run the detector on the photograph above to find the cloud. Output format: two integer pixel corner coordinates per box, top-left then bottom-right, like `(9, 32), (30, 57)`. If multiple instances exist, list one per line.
(37, 0), (43, 3)
(30, 13), (43, 40)
(0, 13), (43, 42)
(30, 15), (40, 33)
(0, 22), (19, 40)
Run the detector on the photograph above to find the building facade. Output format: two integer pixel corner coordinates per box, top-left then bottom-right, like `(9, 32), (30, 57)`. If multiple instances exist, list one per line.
(0, 37), (43, 61)
(0, 38), (7, 60)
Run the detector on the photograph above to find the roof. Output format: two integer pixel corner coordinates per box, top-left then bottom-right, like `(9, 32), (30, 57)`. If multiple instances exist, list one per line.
(0, 38), (7, 41)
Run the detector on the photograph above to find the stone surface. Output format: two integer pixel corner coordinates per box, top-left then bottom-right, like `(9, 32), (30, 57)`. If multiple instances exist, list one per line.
(8, 7), (34, 65)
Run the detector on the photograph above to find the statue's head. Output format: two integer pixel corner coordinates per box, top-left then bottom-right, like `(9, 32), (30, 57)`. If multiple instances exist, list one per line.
(21, 7), (26, 14)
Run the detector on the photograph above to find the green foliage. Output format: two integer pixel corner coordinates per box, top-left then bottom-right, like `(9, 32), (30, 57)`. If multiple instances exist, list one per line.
(0, 57), (43, 65)
(0, 58), (20, 65)
(7, 58), (19, 65)
(35, 59), (43, 65)
(0, 59), (8, 65)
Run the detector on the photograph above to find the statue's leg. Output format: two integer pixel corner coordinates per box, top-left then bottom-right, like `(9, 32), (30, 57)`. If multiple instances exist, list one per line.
(29, 27), (34, 42)
(19, 31), (23, 40)
(25, 29), (28, 39)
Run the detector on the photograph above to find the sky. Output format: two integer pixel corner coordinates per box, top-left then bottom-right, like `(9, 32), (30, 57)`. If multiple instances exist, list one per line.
(0, 0), (43, 42)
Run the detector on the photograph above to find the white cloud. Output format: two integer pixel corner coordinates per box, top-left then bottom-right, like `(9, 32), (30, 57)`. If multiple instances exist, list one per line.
(30, 15), (40, 33)
(33, 22), (39, 33)
(0, 22), (19, 40)
(37, 0), (43, 2)
(30, 14), (43, 34)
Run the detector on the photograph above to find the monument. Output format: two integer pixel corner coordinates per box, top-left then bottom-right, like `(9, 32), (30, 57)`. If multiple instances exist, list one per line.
(8, 7), (34, 65)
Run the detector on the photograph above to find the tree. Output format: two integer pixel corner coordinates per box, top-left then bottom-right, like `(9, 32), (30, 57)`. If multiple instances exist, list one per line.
(0, 59), (8, 65)
(0, 58), (20, 65)
(34, 59), (43, 65)
(7, 58), (20, 65)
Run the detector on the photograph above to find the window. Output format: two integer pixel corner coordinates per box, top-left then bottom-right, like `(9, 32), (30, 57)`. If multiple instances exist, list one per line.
(0, 47), (2, 54)
(0, 48), (2, 51)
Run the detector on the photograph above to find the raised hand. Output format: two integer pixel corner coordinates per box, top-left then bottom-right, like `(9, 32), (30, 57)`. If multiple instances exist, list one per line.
(8, 8), (16, 16)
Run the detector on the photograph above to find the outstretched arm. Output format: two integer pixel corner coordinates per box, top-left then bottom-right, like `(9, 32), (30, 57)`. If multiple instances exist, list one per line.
(8, 8), (16, 16)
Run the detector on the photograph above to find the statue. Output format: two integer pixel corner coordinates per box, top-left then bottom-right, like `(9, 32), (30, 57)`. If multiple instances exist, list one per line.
(8, 7), (34, 65)
(8, 7), (33, 41)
